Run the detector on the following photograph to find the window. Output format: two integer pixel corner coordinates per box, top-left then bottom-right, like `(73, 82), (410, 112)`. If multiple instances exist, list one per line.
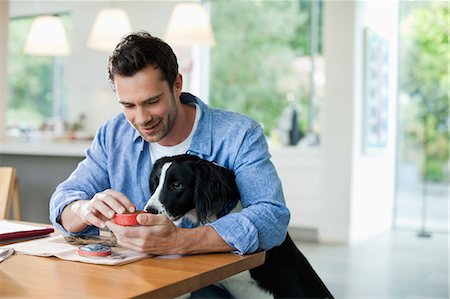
(7, 14), (70, 137)
(395, 2), (449, 233)
(209, 0), (323, 146)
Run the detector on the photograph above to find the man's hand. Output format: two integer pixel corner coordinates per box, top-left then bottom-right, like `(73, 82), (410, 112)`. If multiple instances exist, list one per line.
(106, 213), (181, 254)
(106, 213), (236, 255)
(61, 189), (136, 233)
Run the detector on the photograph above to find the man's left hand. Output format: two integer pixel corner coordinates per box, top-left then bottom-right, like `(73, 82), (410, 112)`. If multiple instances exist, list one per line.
(105, 213), (183, 255)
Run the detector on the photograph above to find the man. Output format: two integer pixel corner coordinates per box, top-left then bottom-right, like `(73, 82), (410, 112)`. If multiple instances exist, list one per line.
(50, 30), (289, 271)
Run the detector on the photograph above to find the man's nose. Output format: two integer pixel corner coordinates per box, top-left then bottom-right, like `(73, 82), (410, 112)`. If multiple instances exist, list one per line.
(136, 107), (151, 126)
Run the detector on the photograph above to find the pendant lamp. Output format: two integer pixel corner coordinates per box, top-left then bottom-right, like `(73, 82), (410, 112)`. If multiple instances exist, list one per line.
(87, 7), (132, 52)
(24, 15), (70, 56)
(164, 3), (215, 47)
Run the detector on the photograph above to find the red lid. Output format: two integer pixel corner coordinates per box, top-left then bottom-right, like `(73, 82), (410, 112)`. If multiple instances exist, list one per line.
(112, 210), (145, 226)
(77, 244), (112, 257)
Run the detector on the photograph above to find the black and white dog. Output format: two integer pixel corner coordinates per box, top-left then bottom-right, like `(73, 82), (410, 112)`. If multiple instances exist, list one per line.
(144, 154), (334, 299)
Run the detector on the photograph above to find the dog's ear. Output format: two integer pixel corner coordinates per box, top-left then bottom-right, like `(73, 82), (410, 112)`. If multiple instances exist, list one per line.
(192, 160), (238, 224)
(150, 159), (165, 193)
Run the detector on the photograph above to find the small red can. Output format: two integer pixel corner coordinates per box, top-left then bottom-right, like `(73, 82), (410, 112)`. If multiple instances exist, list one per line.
(112, 210), (145, 226)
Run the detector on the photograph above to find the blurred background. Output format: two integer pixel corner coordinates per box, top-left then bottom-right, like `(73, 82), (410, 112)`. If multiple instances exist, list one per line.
(0, 1), (448, 297)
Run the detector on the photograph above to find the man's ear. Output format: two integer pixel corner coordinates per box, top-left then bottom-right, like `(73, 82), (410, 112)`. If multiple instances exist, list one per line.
(173, 73), (183, 98)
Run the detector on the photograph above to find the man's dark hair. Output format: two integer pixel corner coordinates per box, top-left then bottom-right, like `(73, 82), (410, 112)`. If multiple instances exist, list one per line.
(107, 31), (179, 91)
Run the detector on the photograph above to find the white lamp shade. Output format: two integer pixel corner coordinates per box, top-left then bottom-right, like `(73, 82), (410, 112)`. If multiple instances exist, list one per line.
(164, 3), (215, 47)
(87, 7), (132, 52)
(24, 15), (70, 56)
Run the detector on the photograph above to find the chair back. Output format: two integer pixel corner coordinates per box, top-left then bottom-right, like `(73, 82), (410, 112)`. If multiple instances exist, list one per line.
(0, 167), (21, 220)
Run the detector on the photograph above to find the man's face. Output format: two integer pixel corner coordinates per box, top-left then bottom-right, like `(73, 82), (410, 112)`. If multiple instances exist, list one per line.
(113, 65), (182, 144)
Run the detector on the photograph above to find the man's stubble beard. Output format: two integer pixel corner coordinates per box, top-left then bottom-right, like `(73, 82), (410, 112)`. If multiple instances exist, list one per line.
(142, 93), (179, 144)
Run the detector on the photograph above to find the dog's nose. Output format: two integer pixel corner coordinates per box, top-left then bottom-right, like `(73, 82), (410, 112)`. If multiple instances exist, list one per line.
(145, 206), (159, 214)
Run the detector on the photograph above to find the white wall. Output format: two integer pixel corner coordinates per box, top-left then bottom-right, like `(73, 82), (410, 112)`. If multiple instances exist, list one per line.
(349, 0), (398, 243)
(318, 1), (355, 243)
(319, 0), (398, 243)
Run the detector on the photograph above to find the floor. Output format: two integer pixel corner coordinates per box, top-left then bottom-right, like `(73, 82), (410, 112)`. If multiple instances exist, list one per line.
(395, 161), (448, 233)
(295, 229), (448, 299)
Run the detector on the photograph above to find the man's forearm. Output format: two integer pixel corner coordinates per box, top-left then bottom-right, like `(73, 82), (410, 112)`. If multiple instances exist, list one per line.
(60, 200), (89, 233)
(176, 226), (235, 255)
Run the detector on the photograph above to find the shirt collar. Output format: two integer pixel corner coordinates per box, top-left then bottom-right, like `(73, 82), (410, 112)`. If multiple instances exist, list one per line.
(132, 124), (142, 143)
(185, 93), (212, 157)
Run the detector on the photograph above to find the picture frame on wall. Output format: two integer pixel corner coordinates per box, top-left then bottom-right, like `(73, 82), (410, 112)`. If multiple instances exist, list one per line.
(363, 28), (389, 155)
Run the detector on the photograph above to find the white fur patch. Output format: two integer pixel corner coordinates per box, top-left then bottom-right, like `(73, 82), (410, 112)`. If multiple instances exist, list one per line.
(219, 271), (273, 299)
(174, 271), (273, 299)
(144, 162), (172, 217)
(182, 209), (198, 225)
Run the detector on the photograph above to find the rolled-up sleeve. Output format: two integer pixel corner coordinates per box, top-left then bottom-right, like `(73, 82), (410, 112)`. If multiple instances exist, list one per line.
(208, 124), (290, 254)
(49, 125), (110, 235)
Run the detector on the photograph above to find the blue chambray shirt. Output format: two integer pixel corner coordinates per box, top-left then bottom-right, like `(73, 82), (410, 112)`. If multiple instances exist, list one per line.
(49, 93), (290, 254)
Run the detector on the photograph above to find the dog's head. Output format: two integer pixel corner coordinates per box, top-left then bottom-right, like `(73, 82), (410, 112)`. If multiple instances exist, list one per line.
(144, 154), (239, 225)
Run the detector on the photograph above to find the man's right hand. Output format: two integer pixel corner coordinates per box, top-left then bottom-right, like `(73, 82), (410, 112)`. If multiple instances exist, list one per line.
(61, 189), (136, 233)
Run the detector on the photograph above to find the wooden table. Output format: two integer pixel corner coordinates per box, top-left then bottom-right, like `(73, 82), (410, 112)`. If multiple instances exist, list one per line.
(0, 223), (265, 298)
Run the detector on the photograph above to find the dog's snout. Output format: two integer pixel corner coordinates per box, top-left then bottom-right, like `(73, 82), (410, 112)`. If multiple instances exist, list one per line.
(145, 206), (159, 214)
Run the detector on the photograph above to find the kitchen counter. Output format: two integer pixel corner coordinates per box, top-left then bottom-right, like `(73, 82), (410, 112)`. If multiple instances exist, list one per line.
(0, 139), (321, 158)
(0, 139), (91, 157)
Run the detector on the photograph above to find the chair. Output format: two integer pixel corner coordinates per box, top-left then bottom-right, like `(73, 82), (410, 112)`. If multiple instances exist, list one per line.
(0, 167), (21, 220)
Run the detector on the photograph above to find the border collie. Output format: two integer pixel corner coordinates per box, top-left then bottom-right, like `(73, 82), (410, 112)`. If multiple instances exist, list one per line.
(144, 154), (334, 299)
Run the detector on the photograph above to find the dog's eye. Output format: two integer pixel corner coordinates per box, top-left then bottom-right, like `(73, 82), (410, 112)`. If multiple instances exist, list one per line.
(172, 181), (183, 190)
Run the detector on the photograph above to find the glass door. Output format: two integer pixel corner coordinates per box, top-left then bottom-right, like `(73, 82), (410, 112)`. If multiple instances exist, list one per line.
(395, 1), (449, 235)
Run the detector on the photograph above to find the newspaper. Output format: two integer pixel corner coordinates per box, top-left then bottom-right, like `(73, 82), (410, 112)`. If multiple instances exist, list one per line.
(3, 235), (151, 265)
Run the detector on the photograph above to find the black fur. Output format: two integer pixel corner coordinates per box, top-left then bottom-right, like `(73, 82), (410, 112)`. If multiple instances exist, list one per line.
(148, 154), (239, 224)
(250, 234), (334, 298)
(146, 154), (334, 299)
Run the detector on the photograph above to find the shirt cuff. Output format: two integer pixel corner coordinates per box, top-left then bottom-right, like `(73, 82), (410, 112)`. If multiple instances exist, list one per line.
(206, 213), (259, 254)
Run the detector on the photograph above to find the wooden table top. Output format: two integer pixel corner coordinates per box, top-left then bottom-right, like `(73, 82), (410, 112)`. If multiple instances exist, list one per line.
(0, 223), (265, 298)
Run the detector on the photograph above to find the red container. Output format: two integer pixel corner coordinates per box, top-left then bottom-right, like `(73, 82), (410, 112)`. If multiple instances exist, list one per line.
(112, 210), (145, 226)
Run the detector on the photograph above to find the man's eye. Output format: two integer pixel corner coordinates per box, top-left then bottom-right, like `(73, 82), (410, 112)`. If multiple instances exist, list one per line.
(171, 181), (182, 190)
(145, 99), (159, 105)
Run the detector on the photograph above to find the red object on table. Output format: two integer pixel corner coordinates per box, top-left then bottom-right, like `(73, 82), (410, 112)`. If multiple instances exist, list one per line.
(112, 210), (145, 226)
(0, 227), (54, 241)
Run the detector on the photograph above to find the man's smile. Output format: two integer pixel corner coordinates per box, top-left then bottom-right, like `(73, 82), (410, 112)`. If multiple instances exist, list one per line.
(140, 120), (160, 134)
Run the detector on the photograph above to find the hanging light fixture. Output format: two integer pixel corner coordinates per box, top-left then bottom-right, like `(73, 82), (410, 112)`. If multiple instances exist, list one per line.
(24, 15), (70, 56)
(164, 2), (215, 47)
(87, 7), (132, 52)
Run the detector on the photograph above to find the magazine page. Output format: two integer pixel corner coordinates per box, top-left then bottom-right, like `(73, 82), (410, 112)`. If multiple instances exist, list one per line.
(4, 235), (151, 266)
